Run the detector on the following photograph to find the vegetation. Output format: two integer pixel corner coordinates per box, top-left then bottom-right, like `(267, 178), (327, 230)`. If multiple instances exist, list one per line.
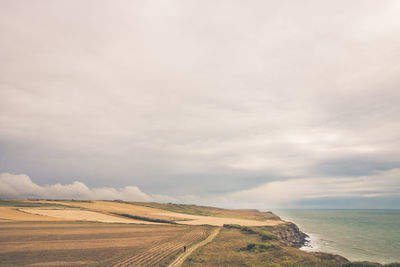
(128, 201), (281, 221)
(244, 242), (279, 252)
(113, 213), (177, 224)
(129, 201), (221, 216)
(183, 226), (349, 267)
(261, 230), (278, 241)
(343, 263), (400, 267)
(0, 199), (74, 208)
(224, 224), (278, 241)
(183, 225), (400, 267)
(2, 200), (399, 266)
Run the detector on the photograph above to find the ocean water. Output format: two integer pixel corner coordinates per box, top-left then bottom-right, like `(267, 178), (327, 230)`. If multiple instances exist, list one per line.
(275, 209), (400, 264)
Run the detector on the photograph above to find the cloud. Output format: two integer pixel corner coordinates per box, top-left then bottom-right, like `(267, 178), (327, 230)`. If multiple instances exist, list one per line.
(221, 169), (400, 208)
(0, 173), (153, 202)
(0, 1), (400, 208)
(1, 170), (400, 209)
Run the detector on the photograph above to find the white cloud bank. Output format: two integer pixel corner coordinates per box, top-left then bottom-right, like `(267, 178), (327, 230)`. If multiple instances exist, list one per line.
(0, 173), (155, 202)
(2, 170), (399, 209)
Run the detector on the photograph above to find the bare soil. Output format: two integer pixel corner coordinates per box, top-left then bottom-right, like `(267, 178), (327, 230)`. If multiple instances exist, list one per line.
(0, 222), (211, 266)
(19, 208), (161, 224)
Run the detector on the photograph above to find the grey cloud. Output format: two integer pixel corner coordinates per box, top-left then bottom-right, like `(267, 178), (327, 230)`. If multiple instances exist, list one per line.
(294, 196), (400, 209)
(314, 158), (400, 177)
(217, 169), (400, 209)
(1, 1), (400, 207)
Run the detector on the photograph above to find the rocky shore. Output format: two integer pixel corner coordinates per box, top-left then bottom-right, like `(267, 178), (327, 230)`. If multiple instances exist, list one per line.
(271, 221), (309, 248)
(268, 219), (400, 267)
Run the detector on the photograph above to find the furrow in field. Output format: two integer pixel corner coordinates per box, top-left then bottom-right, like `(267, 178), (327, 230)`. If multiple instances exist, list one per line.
(146, 230), (211, 266)
(112, 239), (181, 267)
(134, 242), (184, 266)
(115, 237), (186, 266)
(113, 228), (211, 267)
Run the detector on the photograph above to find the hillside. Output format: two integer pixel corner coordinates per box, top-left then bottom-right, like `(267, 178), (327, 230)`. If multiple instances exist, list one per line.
(0, 199), (283, 226)
(0, 199), (398, 267)
(132, 201), (281, 221)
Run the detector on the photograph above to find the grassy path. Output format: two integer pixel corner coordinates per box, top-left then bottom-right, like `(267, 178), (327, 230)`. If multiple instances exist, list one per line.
(168, 227), (221, 267)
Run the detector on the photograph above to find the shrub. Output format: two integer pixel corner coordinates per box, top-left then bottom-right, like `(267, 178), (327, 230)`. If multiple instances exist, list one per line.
(241, 226), (257, 234)
(260, 230), (277, 241)
(223, 224), (241, 229)
(342, 262), (381, 267)
(247, 243), (256, 250)
(244, 242), (277, 252)
(223, 224), (257, 234)
(114, 213), (177, 224)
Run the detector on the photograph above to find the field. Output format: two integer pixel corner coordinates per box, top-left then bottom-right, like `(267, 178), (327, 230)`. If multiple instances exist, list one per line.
(0, 221), (213, 266)
(19, 208), (161, 224)
(0, 207), (67, 222)
(21, 200), (283, 226)
(0, 200), (395, 267)
(0, 199), (283, 266)
(133, 202), (281, 221)
(154, 211), (281, 226)
(182, 226), (350, 267)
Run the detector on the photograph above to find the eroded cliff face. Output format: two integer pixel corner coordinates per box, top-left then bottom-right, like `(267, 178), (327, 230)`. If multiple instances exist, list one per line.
(271, 222), (308, 248)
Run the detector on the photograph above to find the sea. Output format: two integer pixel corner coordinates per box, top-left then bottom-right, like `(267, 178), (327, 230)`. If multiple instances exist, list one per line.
(274, 209), (400, 264)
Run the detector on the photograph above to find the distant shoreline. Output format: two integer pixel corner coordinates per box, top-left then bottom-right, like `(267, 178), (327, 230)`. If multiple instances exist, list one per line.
(275, 209), (400, 265)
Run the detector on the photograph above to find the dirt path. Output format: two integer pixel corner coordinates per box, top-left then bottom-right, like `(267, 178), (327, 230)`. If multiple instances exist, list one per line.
(168, 227), (221, 267)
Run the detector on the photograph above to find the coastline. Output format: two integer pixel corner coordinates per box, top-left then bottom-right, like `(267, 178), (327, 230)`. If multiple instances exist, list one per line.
(271, 221), (309, 248)
(299, 232), (317, 251)
(274, 209), (400, 265)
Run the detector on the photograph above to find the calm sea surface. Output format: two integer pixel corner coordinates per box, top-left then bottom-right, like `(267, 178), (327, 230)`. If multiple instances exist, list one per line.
(275, 209), (400, 264)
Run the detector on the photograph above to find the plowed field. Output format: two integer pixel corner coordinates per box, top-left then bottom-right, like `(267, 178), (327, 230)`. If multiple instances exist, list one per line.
(111, 227), (212, 267)
(0, 222), (212, 266)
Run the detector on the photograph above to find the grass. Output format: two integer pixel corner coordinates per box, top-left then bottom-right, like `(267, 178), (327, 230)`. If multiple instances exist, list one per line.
(183, 226), (400, 267)
(0, 199), (75, 208)
(343, 263), (400, 267)
(261, 230), (278, 241)
(112, 213), (177, 224)
(131, 201), (220, 216)
(129, 201), (281, 221)
(183, 226), (349, 267)
(243, 242), (279, 252)
(223, 224), (278, 241)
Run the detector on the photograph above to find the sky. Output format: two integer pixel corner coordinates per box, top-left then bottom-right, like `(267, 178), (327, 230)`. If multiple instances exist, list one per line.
(1, 0), (400, 209)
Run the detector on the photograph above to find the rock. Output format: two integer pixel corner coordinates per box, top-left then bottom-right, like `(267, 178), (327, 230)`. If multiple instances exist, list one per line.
(271, 222), (308, 248)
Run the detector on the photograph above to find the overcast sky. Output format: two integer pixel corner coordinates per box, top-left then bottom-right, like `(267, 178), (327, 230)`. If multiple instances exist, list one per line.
(1, 0), (400, 209)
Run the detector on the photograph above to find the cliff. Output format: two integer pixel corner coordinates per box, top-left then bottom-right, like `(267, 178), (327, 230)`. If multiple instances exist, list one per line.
(270, 221), (309, 248)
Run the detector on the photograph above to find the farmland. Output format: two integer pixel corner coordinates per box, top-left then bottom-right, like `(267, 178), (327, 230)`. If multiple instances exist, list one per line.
(2, 199), (335, 267)
(0, 221), (213, 266)
(0, 200), (394, 266)
(19, 208), (162, 224)
(0, 199), (282, 266)
(0, 207), (67, 222)
(13, 200), (283, 226)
